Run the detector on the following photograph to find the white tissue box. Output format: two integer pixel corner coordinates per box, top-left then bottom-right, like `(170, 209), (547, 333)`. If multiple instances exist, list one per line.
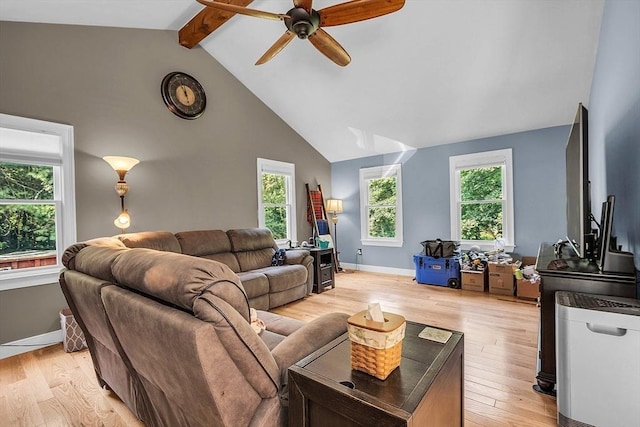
(347, 310), (406, 380)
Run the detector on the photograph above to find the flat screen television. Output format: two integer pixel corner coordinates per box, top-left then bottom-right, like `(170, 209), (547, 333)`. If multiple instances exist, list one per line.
(565, 103), (595, 259)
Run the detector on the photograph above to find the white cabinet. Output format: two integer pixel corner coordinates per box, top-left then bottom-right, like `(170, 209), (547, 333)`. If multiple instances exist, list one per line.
(556, 292), (640, 427)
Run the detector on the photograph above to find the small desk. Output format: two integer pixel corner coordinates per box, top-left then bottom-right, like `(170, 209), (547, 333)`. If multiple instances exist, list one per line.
(309, 248), (334, 294)
(288, 321), (464, 426)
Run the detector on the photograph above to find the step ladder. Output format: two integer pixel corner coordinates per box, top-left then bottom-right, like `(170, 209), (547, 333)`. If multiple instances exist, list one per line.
(306, 183), (340, 272)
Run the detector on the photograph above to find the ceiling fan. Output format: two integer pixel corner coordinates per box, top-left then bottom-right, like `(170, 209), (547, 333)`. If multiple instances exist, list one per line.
(188, 0), (405, 66)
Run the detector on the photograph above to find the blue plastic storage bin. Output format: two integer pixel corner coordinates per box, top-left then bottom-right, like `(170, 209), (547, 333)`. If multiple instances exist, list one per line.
(413, 254), (461, 288)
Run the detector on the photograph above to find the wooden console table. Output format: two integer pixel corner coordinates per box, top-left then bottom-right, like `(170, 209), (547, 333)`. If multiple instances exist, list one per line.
(288, 321), (464, 426)
(309, 248), (334, 294)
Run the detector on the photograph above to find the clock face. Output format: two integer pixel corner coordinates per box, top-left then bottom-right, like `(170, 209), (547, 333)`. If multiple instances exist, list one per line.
(161, 72), (206, 120)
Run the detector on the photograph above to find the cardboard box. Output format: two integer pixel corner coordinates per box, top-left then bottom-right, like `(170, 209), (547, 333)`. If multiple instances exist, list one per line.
(517, 278), (540, 300)
(461, 270), (487, 292)
(488, 262), (515, 296)
(488, 262), (515, 274)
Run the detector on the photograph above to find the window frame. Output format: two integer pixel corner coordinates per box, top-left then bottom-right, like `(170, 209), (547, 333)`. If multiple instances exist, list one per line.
(359, 164), (403, 247)
(256, 158), (296, 245)
(0, 114), (77, 291)
(449, 149), (514, 252)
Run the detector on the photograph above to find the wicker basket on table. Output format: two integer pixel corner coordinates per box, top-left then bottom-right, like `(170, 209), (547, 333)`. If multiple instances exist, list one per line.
(347, 311), (406, 380)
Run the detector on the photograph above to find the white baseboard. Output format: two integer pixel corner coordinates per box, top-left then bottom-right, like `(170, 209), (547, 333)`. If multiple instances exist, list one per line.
(340, 262), (414, 277)
(0, 329), (62, 359)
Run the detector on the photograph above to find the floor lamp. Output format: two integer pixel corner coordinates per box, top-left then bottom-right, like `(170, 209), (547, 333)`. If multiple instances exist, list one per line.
(325, 199), (343, 270)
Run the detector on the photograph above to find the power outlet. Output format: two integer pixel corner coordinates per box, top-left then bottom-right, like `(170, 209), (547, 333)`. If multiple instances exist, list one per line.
(357, 248), (363, 255)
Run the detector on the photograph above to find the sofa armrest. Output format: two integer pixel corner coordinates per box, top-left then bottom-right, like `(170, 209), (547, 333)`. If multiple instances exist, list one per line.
(270, 312), (349, 399)
(283, 249), (310, 266)
(284, 249), (314, 294)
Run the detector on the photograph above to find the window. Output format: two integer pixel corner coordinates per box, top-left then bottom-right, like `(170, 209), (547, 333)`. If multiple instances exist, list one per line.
(449, 149), (514, 251)
(0, 114), (76, 291)
(257, 158), (296, 244)
(359, 164), (403, 247)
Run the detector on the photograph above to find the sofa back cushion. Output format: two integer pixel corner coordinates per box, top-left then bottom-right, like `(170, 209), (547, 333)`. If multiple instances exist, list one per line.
(227, 228), (277, 272)
(110, 249), (250, 322)
(70, 245), (130, 283)
(62, 237), (126, 271)
(116, 231), (182, 253)
(175, 230), (241, 273)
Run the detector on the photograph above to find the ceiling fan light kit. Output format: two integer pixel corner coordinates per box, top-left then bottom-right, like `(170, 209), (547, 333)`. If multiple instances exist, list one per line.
(286, 8), (320, 39)
(184, 0), (405, 66)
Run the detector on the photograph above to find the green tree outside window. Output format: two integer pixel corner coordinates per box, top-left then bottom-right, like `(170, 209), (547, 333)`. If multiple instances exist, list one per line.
(261, 173), (287, 240)
(367, 177), (397, 238)
(0, 162), (57, 254)
(459, 166), (503, 241)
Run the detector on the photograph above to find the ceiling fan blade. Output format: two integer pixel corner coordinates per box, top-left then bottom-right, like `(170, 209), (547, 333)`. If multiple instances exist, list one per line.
(255, 31), (296, 65)
(319, 0), (405, 27)
(308, 29), (351, 66)
(196, 0), (288, 21)
(293, 0), (313, 13)
(179, 0), (255, 49)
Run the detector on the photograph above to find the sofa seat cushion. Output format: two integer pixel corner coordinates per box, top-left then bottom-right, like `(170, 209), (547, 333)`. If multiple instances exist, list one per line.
(259, 330), (287, 351)
(254, 311), (305, 350)
(253, 265), (308, 293)
(235, 271), (269, 300)
(257, 310), (305, 337)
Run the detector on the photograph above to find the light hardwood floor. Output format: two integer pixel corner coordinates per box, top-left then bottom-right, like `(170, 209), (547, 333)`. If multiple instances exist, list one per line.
(1, 270), (557, 426)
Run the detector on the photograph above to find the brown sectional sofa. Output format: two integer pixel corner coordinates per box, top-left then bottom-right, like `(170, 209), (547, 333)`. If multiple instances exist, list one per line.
(59, 228), (348, 427)
(113, 228), (314, 310)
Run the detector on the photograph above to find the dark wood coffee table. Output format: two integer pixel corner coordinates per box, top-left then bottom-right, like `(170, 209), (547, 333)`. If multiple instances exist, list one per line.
(288, 321), (464, 427)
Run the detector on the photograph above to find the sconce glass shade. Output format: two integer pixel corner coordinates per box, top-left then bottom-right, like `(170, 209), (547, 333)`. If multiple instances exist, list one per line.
(103, 156), (140, 180)
(114, 210), (131, 230)
(103, 156), (140, 172)
(325, 199), (343, 214)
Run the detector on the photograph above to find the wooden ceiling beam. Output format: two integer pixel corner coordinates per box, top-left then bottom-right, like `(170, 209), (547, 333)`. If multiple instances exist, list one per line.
(178, 0), (255, 49)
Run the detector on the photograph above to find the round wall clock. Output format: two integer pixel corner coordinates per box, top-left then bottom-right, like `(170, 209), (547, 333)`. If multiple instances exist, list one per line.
(161, 72), (206, 120)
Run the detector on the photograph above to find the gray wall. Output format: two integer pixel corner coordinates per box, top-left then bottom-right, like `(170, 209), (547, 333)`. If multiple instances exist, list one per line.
(0, 22), (330, 343)
(588, 0), (640, 269)
(331, 126), (569, 270)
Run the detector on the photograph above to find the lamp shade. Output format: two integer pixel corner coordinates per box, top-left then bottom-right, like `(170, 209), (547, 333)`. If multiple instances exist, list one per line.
(325, 199), (343, 214)
(114, 210), (131, 229)
(103, 156), (140, 173)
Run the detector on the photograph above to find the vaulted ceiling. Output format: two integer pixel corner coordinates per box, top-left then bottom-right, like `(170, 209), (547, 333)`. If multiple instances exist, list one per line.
(0, 0), (604, 162)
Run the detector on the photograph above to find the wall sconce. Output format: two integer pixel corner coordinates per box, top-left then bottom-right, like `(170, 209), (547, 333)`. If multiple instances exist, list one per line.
(325, 199), (343, 260)
(103, 156), (139, 232)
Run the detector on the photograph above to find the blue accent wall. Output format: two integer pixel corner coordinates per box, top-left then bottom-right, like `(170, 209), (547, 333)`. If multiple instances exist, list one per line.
(589, 0), (640, 269)
(331, 126), (569, 270)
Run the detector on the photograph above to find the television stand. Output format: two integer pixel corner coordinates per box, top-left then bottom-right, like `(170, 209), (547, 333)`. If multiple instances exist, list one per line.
(534, 243), (637, 394)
